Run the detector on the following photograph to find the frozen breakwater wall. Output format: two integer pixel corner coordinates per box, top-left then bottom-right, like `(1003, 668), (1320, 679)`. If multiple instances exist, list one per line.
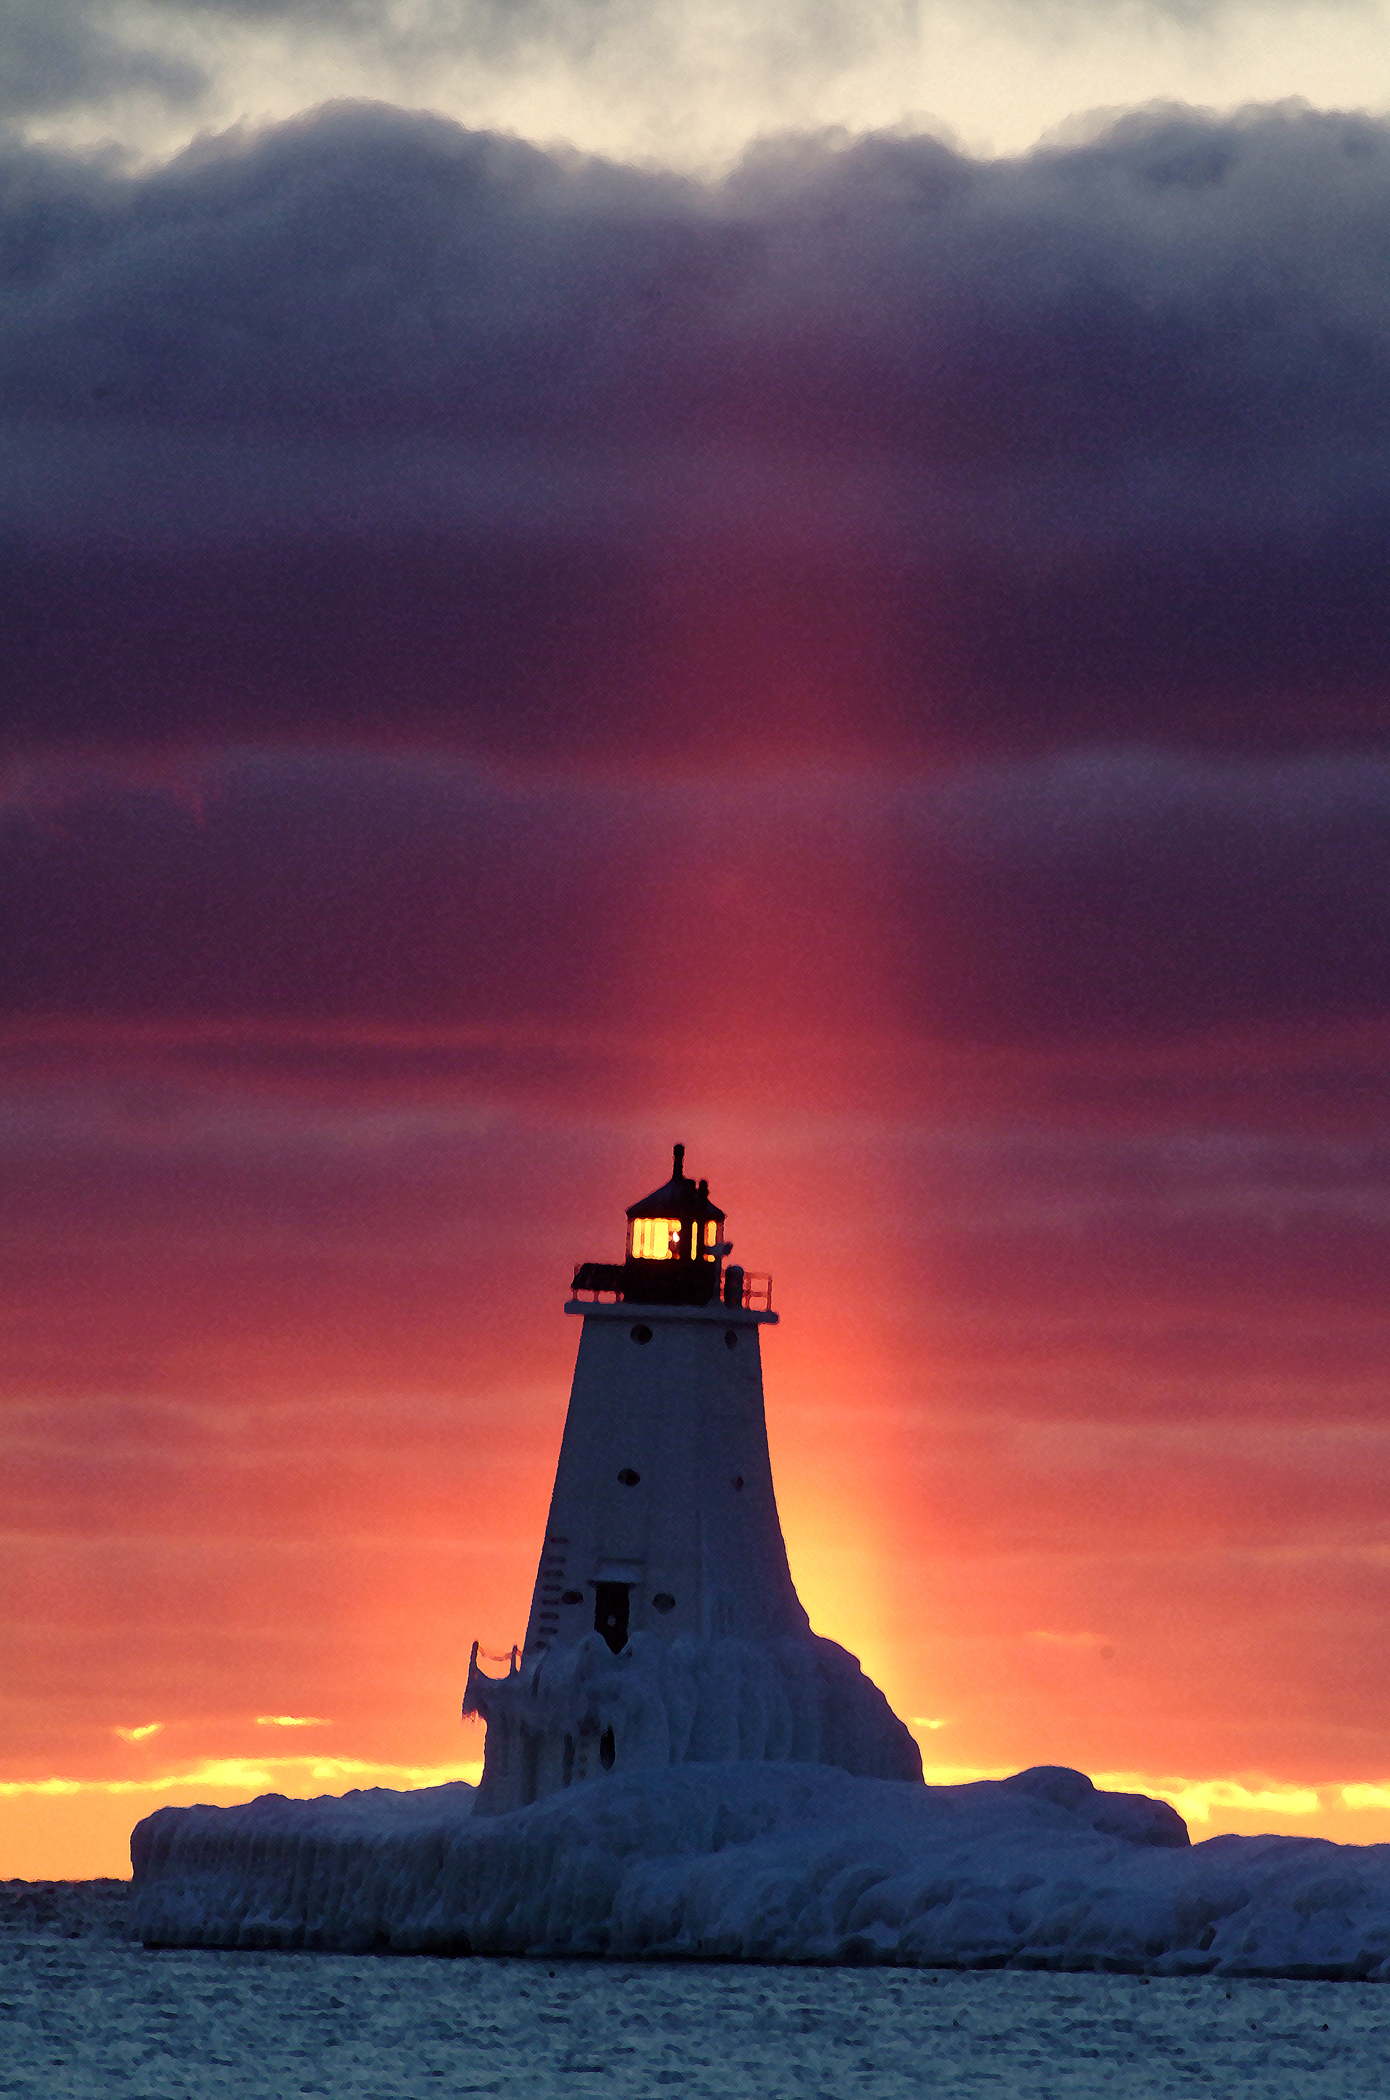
(131, 1761), (1390, 1978)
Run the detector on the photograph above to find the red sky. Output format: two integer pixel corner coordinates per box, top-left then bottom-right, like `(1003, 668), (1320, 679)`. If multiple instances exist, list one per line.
(6, 995), (1390, 1877)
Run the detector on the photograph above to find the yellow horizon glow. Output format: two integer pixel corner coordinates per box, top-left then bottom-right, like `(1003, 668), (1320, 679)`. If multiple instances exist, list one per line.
(0, 1755), (485, 1881)
(9, 1748), (1390, 1880)
(911, 1758), (1323, 1821)
(1342, 1785), (1390, 1811)
(0, 1755), (483, 1800)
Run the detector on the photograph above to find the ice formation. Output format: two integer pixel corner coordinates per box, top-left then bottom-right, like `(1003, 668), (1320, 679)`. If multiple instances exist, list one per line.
(468, 1630), (920, 1808)
(130, 1759), (1390, 1978)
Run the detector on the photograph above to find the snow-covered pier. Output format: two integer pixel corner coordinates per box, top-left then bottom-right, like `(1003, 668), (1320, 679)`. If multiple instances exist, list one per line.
(131, 1758), (1390, 1979)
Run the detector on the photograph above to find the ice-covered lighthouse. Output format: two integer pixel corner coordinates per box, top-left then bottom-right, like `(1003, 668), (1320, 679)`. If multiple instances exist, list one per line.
(464, 1145), (921, 1813)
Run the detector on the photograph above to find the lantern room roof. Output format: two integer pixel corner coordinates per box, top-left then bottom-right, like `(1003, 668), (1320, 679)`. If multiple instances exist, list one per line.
(626, 1143), (726, 1224)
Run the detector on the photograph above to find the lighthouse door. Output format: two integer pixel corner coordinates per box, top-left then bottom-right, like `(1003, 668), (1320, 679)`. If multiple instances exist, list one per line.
(593, 1582), (631, 1654)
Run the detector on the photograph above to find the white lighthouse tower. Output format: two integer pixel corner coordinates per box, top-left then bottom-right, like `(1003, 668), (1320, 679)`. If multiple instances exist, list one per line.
(464, 1145), (921, 1812)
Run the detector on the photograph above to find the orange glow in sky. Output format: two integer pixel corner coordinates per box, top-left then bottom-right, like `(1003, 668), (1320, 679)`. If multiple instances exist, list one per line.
(6, 1010), (1390, 1878)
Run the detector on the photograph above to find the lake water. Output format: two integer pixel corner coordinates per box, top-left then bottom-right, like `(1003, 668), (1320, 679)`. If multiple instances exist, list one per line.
(4, 1883), (1389, 2098)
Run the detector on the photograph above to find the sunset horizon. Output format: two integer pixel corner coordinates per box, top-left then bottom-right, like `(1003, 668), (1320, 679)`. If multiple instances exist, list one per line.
(9, 1055), (1390, 1877)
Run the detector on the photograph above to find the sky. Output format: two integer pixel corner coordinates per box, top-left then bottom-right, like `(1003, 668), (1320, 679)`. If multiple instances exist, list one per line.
(5, 0), (1390, 1880)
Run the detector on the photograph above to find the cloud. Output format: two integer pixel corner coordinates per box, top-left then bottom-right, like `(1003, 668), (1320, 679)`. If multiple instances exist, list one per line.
(4, 746), (1390, 1044)
(1092, 1772), (1323, 1821)
(0, 1753), (478, 1795)
(148, 0), (919, 72)
(4, 100), (1390, 757)
(10, 100), (1390, 473)
(2, 0), (929, 175)
(13, 0), (1386, 175)
(1343, 1784), (1390, 1809)
(0, 2), (205, 122)
(913, 1765), (1327, 1822)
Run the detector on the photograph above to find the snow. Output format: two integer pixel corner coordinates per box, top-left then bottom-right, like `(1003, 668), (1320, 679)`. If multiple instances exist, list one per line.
(5, 1890), (1390, 2100)
(128, 1759), (1390, 1980)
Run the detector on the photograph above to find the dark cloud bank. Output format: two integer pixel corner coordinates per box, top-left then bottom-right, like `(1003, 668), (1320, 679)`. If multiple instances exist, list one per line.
(6, 95), (1390, 1057)
(4, 97), (1390, 757)
(6, 749), (1390, 1052)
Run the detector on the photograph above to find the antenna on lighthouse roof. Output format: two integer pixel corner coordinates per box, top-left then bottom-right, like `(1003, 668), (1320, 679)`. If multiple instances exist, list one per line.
(672, 1142), (685, 1181)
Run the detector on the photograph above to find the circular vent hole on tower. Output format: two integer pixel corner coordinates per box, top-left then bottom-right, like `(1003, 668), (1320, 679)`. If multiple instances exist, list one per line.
(630, 1324), (653, 1344)
(618, 1467), (641, 1486)
(731, 1474), (744, 1491)
(725, 1329), (738, 1349)
(560, 1590), (584, 1605)
(652, 1592), (676, 1613)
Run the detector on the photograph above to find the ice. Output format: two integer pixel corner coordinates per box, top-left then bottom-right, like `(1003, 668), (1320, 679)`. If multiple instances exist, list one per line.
(130, 1781), (477, 1955)
(467, 1631), (923, 1809)
(130, 1758), (1390, 1979)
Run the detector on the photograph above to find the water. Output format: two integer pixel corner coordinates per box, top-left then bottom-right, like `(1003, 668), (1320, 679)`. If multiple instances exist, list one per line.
(6, 1918), (1390, 2097)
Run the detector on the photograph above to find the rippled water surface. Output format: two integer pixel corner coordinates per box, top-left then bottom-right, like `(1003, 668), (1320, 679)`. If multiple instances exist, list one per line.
(3, 1886), (1389, 2098)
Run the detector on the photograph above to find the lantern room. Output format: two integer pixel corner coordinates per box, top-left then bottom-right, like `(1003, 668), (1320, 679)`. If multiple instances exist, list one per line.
(570, 1143), (769, 1308)
(626, 1143), (724, 1265)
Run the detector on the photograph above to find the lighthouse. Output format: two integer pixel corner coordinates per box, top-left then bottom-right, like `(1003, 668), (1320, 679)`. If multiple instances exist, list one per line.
(464, 1146), (921, 1812)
